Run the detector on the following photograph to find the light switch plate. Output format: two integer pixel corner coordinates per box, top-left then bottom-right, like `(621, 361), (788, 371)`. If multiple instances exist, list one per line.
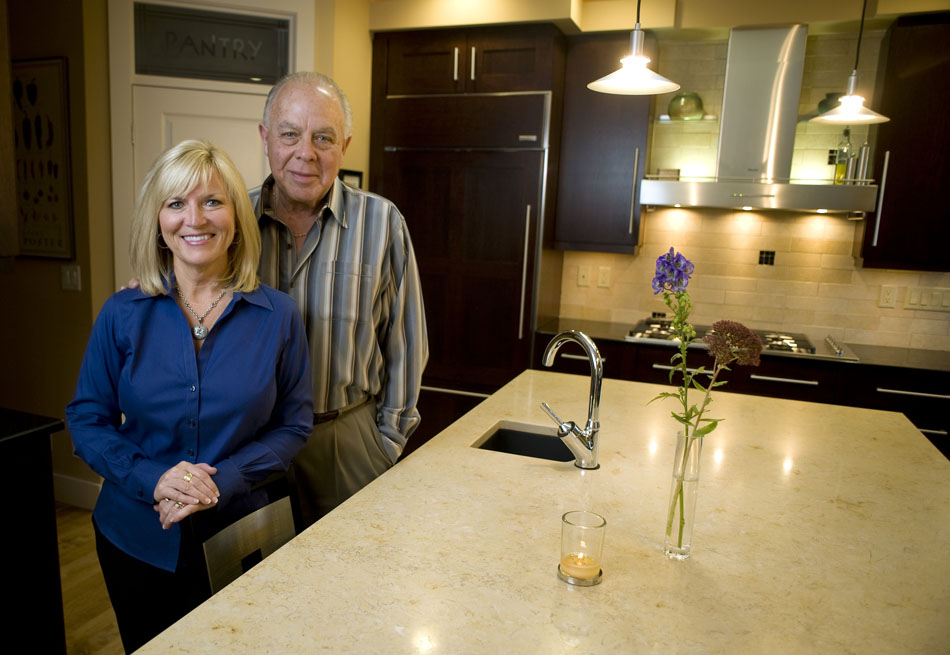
(904, 287), (950, 312)
(61, 264), (81, 291)
(597, 266), (611, 288)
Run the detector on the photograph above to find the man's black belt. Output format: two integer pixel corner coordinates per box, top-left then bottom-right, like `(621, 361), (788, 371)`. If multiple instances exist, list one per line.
(313, 410), (339, 425)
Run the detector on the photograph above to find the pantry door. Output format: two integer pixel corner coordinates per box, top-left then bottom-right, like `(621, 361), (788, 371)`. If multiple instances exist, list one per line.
(131, 84), (269, 208)
(108, 0), (314, 287)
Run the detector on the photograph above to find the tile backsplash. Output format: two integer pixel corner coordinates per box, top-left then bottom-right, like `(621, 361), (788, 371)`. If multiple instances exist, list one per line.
(648, 31), (884, 182)
(559, 209), (950, 352)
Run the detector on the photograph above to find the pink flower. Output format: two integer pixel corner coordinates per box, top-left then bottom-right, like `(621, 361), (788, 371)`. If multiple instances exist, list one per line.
(702, 320), (763, 367)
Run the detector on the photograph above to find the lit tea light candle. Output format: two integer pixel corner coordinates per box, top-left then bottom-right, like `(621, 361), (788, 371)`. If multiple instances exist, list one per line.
(559, 510), (606, 586)
(559, 552), (600, 579)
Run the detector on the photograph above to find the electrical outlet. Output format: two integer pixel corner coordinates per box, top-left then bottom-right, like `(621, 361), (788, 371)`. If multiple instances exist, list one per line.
(878, 285), (897, 308)
(597, 266), (611, 288)
(577, 265), (590, 287)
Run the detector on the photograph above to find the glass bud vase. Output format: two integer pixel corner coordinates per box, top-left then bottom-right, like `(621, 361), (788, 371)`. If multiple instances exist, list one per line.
(664, 431), (704, 560)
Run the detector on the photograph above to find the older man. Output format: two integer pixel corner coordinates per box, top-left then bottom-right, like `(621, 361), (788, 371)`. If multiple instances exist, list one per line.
(251, 72), (428, 528)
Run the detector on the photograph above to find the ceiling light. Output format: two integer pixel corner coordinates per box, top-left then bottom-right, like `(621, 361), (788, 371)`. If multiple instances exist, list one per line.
(587, 0), (680, 95)
(810, 0), (889, 125)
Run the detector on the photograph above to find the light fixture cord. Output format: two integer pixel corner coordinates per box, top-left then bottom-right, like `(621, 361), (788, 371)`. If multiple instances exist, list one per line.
(853, 0), (868, 71)
(636, 0), (641, 24)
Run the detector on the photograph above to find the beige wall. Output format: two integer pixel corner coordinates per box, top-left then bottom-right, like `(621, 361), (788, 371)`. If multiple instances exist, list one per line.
(368, 0), (950, 33)
(315, 0), (374, 186)
(0, 0), (15, 256)
(1, 0), (112, 505)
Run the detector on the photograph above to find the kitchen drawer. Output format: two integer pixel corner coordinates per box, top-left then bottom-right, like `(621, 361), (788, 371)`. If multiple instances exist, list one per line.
(629, 343), (854, 405)
(850, 365), (950, 457)
(533, 334), (634, 381)
(380, 93), (549, 149)
(726, 356), (853, 404)
(630, 343), (724, 388)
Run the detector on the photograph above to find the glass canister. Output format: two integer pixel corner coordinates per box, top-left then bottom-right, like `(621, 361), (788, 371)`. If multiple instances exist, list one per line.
(668, 92), (704, 120)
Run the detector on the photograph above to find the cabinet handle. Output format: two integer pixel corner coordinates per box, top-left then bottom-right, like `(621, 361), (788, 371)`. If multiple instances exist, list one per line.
(871, 150), (889, 247)
(421, 385), (491, 399)
(653, 363), (704, 375)
(749, 374), (818, 386)
(920, 428), (948, 437)
(561, 353), (607, 364)
(876, 387), (950, 400)
(629, 146), (640, 235)
(518, 205), (531, 340)
(470, 46), (476, 81)
(453, 47), (459, 81)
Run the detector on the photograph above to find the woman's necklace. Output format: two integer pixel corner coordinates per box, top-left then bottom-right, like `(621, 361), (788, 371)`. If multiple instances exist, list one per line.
(176, 287), (227, 340)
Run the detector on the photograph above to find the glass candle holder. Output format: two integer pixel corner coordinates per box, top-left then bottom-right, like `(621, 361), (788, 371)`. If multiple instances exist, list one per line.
(558, 510), (605, 586)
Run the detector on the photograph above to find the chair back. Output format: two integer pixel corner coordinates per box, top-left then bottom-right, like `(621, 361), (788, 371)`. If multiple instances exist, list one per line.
(202, 496), (295, 594)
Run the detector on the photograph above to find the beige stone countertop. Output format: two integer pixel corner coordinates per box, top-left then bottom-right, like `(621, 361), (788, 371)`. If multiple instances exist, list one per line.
(138, 370), (950, 654)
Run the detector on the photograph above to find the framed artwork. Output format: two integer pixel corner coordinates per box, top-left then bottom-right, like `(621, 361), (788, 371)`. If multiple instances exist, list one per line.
(339, 169), (363, 189)
(13, 57), (74, 258)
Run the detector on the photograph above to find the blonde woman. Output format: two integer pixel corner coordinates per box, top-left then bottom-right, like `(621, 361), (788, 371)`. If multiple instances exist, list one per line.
(67, 140), (312, 653)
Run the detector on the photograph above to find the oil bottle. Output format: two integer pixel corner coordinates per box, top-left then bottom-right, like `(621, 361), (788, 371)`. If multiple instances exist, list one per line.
(834, 128), (852, 184)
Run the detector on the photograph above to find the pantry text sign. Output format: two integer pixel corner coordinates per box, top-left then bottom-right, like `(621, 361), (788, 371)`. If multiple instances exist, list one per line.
(134, 3), (289, 85)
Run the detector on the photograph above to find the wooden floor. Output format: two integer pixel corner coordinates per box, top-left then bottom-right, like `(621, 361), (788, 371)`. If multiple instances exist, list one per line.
(56, 502), (123, 655)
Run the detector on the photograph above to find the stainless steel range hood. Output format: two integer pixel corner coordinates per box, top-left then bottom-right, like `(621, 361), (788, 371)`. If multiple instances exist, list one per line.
(640, 24), (878, 214)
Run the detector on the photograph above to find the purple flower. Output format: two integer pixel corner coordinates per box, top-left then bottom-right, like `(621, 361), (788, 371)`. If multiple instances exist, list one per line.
(652, 247), (694, 294)
(702, 320), (763, 367)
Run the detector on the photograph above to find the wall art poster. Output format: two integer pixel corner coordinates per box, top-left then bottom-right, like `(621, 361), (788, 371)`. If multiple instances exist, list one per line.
(13, 57), (74, 258)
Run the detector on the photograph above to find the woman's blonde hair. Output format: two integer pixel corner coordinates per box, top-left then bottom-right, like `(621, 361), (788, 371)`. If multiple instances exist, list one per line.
(129, 139), (261, 295)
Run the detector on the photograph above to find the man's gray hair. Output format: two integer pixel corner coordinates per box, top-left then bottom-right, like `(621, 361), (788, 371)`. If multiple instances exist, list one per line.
(262, 71), (353, 138)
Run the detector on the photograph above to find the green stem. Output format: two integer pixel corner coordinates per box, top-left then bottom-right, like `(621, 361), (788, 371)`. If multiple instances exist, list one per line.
(689, 363), (723, 437)
(666, 366), (722, 549)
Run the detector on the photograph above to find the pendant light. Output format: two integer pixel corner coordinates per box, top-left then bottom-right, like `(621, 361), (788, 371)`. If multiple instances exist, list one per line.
(810, 0), (889, 124)
(587, 0), (680, 95)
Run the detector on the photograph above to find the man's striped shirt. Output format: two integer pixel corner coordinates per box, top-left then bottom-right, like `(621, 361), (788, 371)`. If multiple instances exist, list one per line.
(252, 176), (428, 462)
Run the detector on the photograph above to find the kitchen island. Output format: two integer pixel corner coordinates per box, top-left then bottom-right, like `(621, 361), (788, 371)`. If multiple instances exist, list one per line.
(138, 370), (949, 653)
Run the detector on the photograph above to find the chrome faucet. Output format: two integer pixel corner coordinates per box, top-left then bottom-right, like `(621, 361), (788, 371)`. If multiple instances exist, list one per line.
(540, 330), (603, 470)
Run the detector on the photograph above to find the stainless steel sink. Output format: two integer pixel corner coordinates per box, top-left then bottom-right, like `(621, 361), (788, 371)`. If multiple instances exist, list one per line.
(473, 421), (574, 462)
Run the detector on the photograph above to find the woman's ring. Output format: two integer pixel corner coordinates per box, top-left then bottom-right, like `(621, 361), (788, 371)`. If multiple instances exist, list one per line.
(174, 501), (186, 510)
(183, 472), (193, 483)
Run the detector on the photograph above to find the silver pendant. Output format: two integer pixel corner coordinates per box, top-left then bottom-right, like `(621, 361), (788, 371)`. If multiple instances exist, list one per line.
(193, 324), (209, 340)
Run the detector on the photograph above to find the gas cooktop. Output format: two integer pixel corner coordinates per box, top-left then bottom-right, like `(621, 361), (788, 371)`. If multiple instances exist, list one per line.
(624, 317), (859, 362)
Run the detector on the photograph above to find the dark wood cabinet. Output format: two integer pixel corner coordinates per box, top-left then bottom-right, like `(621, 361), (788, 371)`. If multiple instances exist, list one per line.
(533, 333), (635, 381)
(379, 147), (542, 391)
(377, 24), (562, 95)
(1, 409), (66, 654)
(856, 12), (950, 271)
(849, 365), (949, 457)
(400, 388), (485, 461)
(535, 327), (949, 459)
(553, 32), (652, 253)
(371, 25), (566, 453)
